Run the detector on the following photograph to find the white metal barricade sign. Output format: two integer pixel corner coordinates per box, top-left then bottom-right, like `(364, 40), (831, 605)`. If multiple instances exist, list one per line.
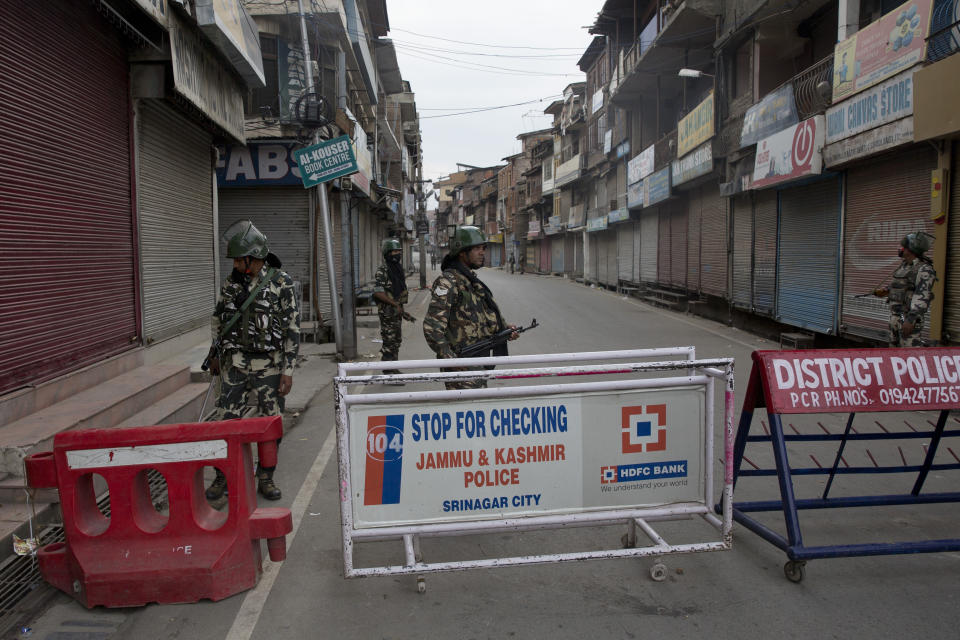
(336, 348), (734, 582)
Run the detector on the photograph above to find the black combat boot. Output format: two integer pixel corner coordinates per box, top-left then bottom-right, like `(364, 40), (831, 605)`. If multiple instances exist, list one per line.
(205, 469), (228, 500)
(257, 467), (282, 500)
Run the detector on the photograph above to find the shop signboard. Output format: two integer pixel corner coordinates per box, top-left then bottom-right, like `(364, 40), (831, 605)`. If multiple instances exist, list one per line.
(608, 208), (630, 224)
(752, 116), (825, 190)
(627, 182), (643, 209)
(643, 167), (671, 207)
(740, 84), (799, 148)
(825, 67), (916, 143)
(292, 136), (358, 188)
(587, 216), (609, 232)
(216, 142), (302, 186)
(671, 141), (713, 186)
(824, 116), (914, 167)
(677, 92), (714, 157)
(832, 0), (934, 102)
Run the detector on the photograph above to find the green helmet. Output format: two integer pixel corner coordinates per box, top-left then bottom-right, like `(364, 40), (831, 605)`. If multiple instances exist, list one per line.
(382, 238), (402, 257)
(902, 231), (933, 256)
(223, 220), (269, 259)
(448, 225), (486, 257)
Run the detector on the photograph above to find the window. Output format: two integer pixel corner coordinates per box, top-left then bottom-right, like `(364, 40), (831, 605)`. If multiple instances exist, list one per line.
(734, 38), (752, 99)
(246, 34), (279, 117)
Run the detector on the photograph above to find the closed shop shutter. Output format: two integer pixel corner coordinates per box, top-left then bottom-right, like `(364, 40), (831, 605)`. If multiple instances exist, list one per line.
(540, 237), (552, 273)
(218, 188), (318, 315)
(731, 194), (752, 309)
(603, 230), (616, 286)
(670, 201), (688, 289)
(137, 100), (214, 343)
(640, 211), (658, 282)
(658, 207), (671, 285)
(700, 184), (726, 297)
(488, 243), (502, 268)
(632, 220), (642, 283)
(571, 232), (584, 277)
(552, 236), (564, 273)
(842, 146), (936, 341)
(777, 177), (842, 333)
(946, 141), (960, 343)
(0, 2), (137, 395)
(687, 192), (702, 293)
(596, 233), (609, 284)
(753, 190), (778, 315)
(617, 223), (634, 283)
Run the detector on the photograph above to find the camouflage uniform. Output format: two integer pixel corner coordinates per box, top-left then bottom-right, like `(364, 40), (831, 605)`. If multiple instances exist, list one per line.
(888, 257), (936, 347)
(373, 261), (408, 361)
(213, 265), (300, 419)
(423, 267), (503, 390)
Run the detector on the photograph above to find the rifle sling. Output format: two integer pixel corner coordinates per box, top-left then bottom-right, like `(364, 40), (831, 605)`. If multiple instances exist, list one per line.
(217, 267), (279, 340)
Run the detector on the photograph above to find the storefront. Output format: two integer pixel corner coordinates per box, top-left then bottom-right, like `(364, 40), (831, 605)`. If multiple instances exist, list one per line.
(0, 2), (137, 394)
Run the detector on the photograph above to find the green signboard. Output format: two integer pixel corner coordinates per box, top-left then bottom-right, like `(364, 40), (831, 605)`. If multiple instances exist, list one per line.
(292, 135), (358, 188)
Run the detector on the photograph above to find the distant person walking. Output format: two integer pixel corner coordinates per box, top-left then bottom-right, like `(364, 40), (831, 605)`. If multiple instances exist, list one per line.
(508, 254), (515, 274)
(873, 231), (937, 347)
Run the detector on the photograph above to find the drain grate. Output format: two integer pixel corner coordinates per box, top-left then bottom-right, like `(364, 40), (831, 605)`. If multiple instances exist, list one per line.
(0, 470), (172, 635)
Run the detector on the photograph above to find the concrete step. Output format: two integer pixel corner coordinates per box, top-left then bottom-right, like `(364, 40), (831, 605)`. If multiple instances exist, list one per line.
(116, 382), (211, 429)
(0, 364), (190, 476)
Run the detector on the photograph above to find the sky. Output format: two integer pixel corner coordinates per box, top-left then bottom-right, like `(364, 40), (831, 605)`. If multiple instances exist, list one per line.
(385, 0), (600, 184)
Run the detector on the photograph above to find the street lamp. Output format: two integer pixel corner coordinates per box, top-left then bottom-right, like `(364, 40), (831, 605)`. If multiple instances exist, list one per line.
(678, 68), (714, 78)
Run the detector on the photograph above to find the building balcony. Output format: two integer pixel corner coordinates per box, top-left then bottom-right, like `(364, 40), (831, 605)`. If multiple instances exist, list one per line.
(554, 154), (585, 188)
(609, 0), (719, 107)
(791, 53), (834, 120)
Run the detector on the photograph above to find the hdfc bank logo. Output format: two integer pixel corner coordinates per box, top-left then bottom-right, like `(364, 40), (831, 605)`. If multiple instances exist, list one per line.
(600, 466), (618, 484)
(621, 404), (667, 454)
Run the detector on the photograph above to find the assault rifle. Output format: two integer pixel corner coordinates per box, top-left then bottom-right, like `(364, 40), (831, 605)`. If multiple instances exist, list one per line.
(459, 319), (539, 358)
(201, 339), (220, 374)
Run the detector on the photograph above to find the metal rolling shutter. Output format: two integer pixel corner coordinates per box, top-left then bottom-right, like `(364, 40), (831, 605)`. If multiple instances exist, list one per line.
(540, 237), (552, 273)
(632, 220), (642, 283)
(946, 141), (960, 343)
(617, 223), (634, 283)
(777, 177), (842, 333)
(595, 233), (608, 284)
(732, 194), (752, 309)
(700, 184), (726, 297)
(137, 100), (214, 343)
(571, 233), (583, 277)
(670, 201), (688, 289)
(658, 207), (671, 285)
(604, 230), (619, 286)
(687, 192), (702, 293)
(842, 147), (936, 341)
(753, 190), (778, 315)
(551, 236), (564, 273)
(0, 2), (137, 395)
(218, 188), (318, 315)
(640, 211), (658, 283)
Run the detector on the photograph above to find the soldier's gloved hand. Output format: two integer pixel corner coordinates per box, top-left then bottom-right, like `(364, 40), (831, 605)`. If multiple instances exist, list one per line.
(507, 324), (520, 341)
(874, 287), (888, 297)
(209, 357), (220, 376)
(901, 320), (915, 338)
(278, 375), (293, 396)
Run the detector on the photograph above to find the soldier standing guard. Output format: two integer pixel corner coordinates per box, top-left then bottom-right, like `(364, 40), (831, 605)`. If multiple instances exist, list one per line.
(205, 221), (300, 500)
(874, 231), (937, 347)
(373, 238), (409, 373)
(423, 226), (516, 390)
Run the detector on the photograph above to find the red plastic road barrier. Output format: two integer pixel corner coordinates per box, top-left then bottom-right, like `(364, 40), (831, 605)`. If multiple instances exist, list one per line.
(25, 416), (293, 608)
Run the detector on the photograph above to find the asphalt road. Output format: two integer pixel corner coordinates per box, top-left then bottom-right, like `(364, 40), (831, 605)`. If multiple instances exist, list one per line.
(20, 268), (960, 640)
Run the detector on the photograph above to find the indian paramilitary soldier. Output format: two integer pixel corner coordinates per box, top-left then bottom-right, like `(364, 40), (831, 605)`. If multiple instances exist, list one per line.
(373, 238), (413, 373)
(423, 226), (517, 390)
(874, 231), (937, 347)
(205, 221), (300, 500)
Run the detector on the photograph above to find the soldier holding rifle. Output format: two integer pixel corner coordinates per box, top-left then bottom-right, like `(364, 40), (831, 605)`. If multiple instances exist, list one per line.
(873, 231), (937, 347)
(424, 226), (520, 390)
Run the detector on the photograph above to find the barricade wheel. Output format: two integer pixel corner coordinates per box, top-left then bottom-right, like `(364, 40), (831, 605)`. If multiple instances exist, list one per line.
(784, 560), (806, 583)
(649, 562), (668, 582)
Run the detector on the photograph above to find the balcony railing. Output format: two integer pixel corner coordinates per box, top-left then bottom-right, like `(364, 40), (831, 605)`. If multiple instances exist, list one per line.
(928, 0), (960, 62)
(792, 53), (834, 120)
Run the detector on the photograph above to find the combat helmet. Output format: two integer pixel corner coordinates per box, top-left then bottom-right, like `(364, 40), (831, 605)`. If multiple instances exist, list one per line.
(382, 237), (402, 257)
(223, 220), (269, 259)
(447, 225), (486, 257)
(901, 231), (933, 256)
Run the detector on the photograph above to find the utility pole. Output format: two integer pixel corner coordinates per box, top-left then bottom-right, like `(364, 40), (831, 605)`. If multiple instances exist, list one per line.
(337, 48), (357, 359)
(297, 0), (343, 356)
(416, 146), (427, 289)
